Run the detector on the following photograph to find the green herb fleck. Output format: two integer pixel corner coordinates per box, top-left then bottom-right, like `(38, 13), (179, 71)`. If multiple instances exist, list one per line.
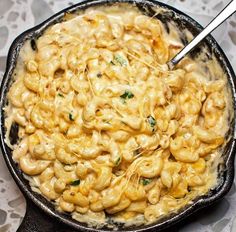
(140, 178), (152, 186)
(97, 72), (102, 78)
(114, 54), (127, 66)
(69, 113), (74, 121)
(115, 157), (121, 166)
(58, 93), (64, 97)
(147, 115), (156, 127)
(70, 179), (80, 186)
(120, 90), (134, 100)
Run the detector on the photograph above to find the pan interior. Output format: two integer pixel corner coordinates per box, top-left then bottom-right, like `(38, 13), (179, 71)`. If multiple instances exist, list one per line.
(0, 1), (235, 231)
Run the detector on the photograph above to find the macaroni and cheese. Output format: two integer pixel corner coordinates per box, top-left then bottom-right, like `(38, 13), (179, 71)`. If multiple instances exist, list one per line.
(4, 3), (232, 228)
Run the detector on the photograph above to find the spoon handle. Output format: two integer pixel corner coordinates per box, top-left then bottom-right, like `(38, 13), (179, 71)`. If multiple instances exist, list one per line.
(168, 0), (236, 69)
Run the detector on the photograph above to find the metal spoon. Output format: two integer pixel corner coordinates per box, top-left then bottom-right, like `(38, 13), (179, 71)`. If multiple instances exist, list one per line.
(167, 0), (236, 69)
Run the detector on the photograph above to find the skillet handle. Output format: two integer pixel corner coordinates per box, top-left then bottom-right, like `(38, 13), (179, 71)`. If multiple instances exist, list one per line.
(17, 199), (78, 232)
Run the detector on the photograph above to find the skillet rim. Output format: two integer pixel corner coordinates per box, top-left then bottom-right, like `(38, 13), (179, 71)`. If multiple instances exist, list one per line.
(0, 0), (236, 231)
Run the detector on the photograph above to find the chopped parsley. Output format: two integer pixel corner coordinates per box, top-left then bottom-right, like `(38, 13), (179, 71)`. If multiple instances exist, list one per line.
(97, 72), (102, 78)
(70, 179), (80, 186)
(58, 93), (64, 97)
(115, 157), (121, 166)
(140, 178), (152, 186)
(69, 113), (74, 121)
(147, 115), (156, 127)
(114, 54), (127, 66)
(120, 90), (134, 100)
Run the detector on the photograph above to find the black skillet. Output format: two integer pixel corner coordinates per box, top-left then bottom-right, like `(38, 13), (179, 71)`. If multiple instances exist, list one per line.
(0, 0), (236, 231)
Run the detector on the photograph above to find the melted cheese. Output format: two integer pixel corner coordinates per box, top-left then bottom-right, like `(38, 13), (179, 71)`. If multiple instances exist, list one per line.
(4, 3), (232, 229)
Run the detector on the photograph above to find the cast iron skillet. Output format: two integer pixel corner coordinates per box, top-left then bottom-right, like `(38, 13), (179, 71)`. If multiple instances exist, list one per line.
(0, 0), (236, 231)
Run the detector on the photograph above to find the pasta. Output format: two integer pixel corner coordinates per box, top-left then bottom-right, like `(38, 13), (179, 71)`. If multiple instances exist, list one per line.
(4, 3), (232, 228)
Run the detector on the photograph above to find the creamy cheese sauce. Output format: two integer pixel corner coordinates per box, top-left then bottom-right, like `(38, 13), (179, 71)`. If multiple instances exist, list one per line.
(4, 3), (233, 229)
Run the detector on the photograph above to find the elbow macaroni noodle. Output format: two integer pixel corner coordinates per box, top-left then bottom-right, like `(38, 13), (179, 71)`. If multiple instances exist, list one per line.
(5, 4), (231, 228)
